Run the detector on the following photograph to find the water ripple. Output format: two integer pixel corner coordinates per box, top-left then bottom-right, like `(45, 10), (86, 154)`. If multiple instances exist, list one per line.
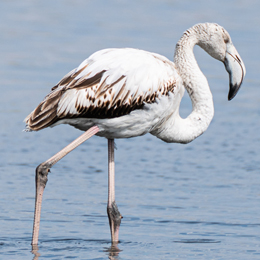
(174, 239), (220, 244)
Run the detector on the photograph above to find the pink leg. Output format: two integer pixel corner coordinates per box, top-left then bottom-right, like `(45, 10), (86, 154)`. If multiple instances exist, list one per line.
(31, 126), (100, 246)
(107, 139), (122, 243)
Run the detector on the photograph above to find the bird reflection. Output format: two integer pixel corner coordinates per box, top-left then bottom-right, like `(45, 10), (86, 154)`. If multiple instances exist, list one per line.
(104, 242), (121, 259)
(31, 241), (122, 260)
(31, 244), (40, 260)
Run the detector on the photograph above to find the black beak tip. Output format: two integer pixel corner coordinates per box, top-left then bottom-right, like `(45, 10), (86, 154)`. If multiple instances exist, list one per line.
(228, 83), (241, 101)
(228, 92), (233, 101)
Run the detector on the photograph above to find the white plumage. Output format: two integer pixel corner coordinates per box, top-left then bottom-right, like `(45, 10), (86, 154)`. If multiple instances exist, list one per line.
(26, 23), (246, 246)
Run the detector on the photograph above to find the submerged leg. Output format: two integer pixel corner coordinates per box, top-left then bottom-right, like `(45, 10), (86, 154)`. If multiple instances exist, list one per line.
(31, 126), (100, 245)
(107, 139), (122, 243)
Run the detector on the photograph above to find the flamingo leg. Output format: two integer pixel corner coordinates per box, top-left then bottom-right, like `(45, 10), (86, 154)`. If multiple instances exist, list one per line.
(107, 139), (122, 243)
(31, 126), (100, 246)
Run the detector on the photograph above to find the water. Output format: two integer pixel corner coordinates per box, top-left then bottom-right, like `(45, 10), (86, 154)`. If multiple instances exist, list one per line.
(0, 0), (260, 259)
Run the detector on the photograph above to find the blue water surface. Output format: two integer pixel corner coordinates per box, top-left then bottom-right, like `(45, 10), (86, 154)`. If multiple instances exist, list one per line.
(0, 0), (259, 259)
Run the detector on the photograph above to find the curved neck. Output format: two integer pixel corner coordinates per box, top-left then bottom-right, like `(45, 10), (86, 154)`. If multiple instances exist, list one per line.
(157, 30), (214, 144)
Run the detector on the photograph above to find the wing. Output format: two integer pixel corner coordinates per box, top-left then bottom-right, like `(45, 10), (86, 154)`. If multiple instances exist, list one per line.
(25, 48), (177, 131)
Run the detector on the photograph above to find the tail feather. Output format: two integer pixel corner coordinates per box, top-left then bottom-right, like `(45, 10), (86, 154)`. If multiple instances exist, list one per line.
(24, 91), (63, 131)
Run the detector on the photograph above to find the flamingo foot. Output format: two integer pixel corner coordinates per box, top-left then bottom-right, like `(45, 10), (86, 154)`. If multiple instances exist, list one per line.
(107, 201), (123, 243)
(31, 162), (51, 245)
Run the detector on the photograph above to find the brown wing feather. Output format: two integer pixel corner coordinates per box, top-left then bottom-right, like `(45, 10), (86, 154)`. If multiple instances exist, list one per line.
(25, 50), (177, 131)
(59, 80), (176, 120)
(25, 90), (64, 131)
(25, 70), (176, 131)
(25, 69), (106, 131)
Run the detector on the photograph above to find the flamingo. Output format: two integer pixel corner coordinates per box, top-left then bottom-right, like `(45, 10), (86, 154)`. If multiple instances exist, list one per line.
(25, 23), (245, 246)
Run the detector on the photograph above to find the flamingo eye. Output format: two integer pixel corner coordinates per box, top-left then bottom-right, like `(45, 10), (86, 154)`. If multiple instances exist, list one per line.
(224, 37), (229, 44)
(222, 29), (230, 44)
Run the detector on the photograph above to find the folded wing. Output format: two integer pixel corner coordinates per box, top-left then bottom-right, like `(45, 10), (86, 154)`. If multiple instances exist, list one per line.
(25, 48), (177, 131)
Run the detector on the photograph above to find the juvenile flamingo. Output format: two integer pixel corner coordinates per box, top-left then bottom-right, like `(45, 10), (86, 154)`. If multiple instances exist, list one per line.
(25, 23), (245, 245)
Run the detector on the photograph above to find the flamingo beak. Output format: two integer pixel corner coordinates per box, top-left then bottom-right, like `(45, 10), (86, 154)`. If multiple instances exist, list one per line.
(224, 43), (246, 100)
